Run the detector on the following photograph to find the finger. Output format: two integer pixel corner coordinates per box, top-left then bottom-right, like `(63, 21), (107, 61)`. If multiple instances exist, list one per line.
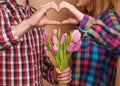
(59, 78), (72, 84)
(58, 67), (71, 78)
(58, 72), (72, 79)
(39, 16), (61, 26)
(58, 74), (72, 82)
(59, 1), (83, 21)
(62, 18), (79, 24)
(59, 1), (68, 11)
(47, 19), (61, 25)
(55, 67), (61, 74)
(59, 1), (74, 11)
(48, 2), (59, 12)
(38, 15), (47, 26)
(58, 75), (72, 84)
(58, 70), (72, 78)
(59, 79), (72, 84)
(42, 1), (59, 13)
(61, 67), (71, 73)
(41, 1), (56, 8)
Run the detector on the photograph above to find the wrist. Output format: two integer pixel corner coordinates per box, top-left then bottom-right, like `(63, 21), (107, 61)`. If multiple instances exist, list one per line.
(77, 11), (84, 22)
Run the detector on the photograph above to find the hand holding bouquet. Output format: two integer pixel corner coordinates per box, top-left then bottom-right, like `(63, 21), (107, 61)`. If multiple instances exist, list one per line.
(43, 29), (81, 86)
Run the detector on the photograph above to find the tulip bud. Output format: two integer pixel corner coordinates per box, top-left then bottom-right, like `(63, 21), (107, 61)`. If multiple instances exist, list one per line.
(52, 35), (58, 45)
(66, 42), (75, 52)
(43, 32), (50, 44)
(60, 33), (67, 44)
(72, 30), (81, 43)
(74, 41), (82, 51)
(53, 29), (57, 35)
(51, 45), (58, 54)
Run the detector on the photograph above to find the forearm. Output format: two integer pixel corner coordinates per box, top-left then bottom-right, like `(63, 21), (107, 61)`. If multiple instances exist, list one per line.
(79, 15), (120, 50)
(0, 17), (35, 50)
(14, 19), (32, 38)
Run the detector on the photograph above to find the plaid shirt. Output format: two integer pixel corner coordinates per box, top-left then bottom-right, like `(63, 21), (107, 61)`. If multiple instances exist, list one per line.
(71, 10), (120, 86)
(0, 0), (55, 86)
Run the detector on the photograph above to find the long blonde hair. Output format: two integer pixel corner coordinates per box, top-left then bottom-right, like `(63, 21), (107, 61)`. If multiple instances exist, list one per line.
(90, 0), (120, 17)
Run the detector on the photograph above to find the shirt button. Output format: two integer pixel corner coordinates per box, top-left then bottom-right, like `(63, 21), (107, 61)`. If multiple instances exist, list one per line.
(34, 64), (37, 68)
(32, 48), (35, 51)
(35, 81), (38, 85)
(20, 38), (23, 41)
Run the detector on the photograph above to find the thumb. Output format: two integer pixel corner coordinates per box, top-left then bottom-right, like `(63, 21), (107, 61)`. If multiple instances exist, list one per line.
(55, 67), (61, 74)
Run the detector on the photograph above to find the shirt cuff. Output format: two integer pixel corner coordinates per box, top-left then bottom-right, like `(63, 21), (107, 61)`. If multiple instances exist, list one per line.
(78, 14), (98, 32)
(79, 14), (89, 30)
(51, 70), (58, 84)
(12, 26), (23, 42)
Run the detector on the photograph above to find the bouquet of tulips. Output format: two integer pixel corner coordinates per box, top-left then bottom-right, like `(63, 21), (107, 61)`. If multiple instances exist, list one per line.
(43, 29), (81, 86)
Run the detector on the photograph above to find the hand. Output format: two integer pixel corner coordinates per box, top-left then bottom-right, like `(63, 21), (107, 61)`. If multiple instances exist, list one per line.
(39, 15), (60, 27)
(53, 67), (72, 84)
(39, 16), (61, 26)
(59, 1), (84, 24)
(61, 17), (79, 25)
(27, 1), (60, 27)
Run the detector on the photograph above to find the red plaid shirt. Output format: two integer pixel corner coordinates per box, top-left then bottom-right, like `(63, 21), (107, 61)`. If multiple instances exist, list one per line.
(0, 0), (55, 86)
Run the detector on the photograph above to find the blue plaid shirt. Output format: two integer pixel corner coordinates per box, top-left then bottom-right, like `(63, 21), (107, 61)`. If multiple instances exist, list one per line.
(71, 10), (120, 86)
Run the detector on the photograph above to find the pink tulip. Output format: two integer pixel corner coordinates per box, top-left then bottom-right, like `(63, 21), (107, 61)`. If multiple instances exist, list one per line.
(74, 41), (82, 51)
(51, 45), (58, 54)
(66, 42), (75, 52)
(43, 32), (50, 44)
(60, 33), (67, 44)
(72, 30), (81, 43)
(52, 35), (58, 45)
(53, 29), (57, 35)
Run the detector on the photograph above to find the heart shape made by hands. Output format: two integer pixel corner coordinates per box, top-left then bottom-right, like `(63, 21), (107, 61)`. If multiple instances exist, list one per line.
(46, 8), (72, 23)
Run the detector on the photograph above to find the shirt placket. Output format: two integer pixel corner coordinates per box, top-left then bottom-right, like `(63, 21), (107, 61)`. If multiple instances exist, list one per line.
(31, 42), (39, 86)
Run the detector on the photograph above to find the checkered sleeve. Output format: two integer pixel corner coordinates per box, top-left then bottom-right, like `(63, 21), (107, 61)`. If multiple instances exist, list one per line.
(42, 56), (56, 84)
(79, 14), (120, 56)
(42, 42), (57, 84)
(0, 8), (20, 51)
